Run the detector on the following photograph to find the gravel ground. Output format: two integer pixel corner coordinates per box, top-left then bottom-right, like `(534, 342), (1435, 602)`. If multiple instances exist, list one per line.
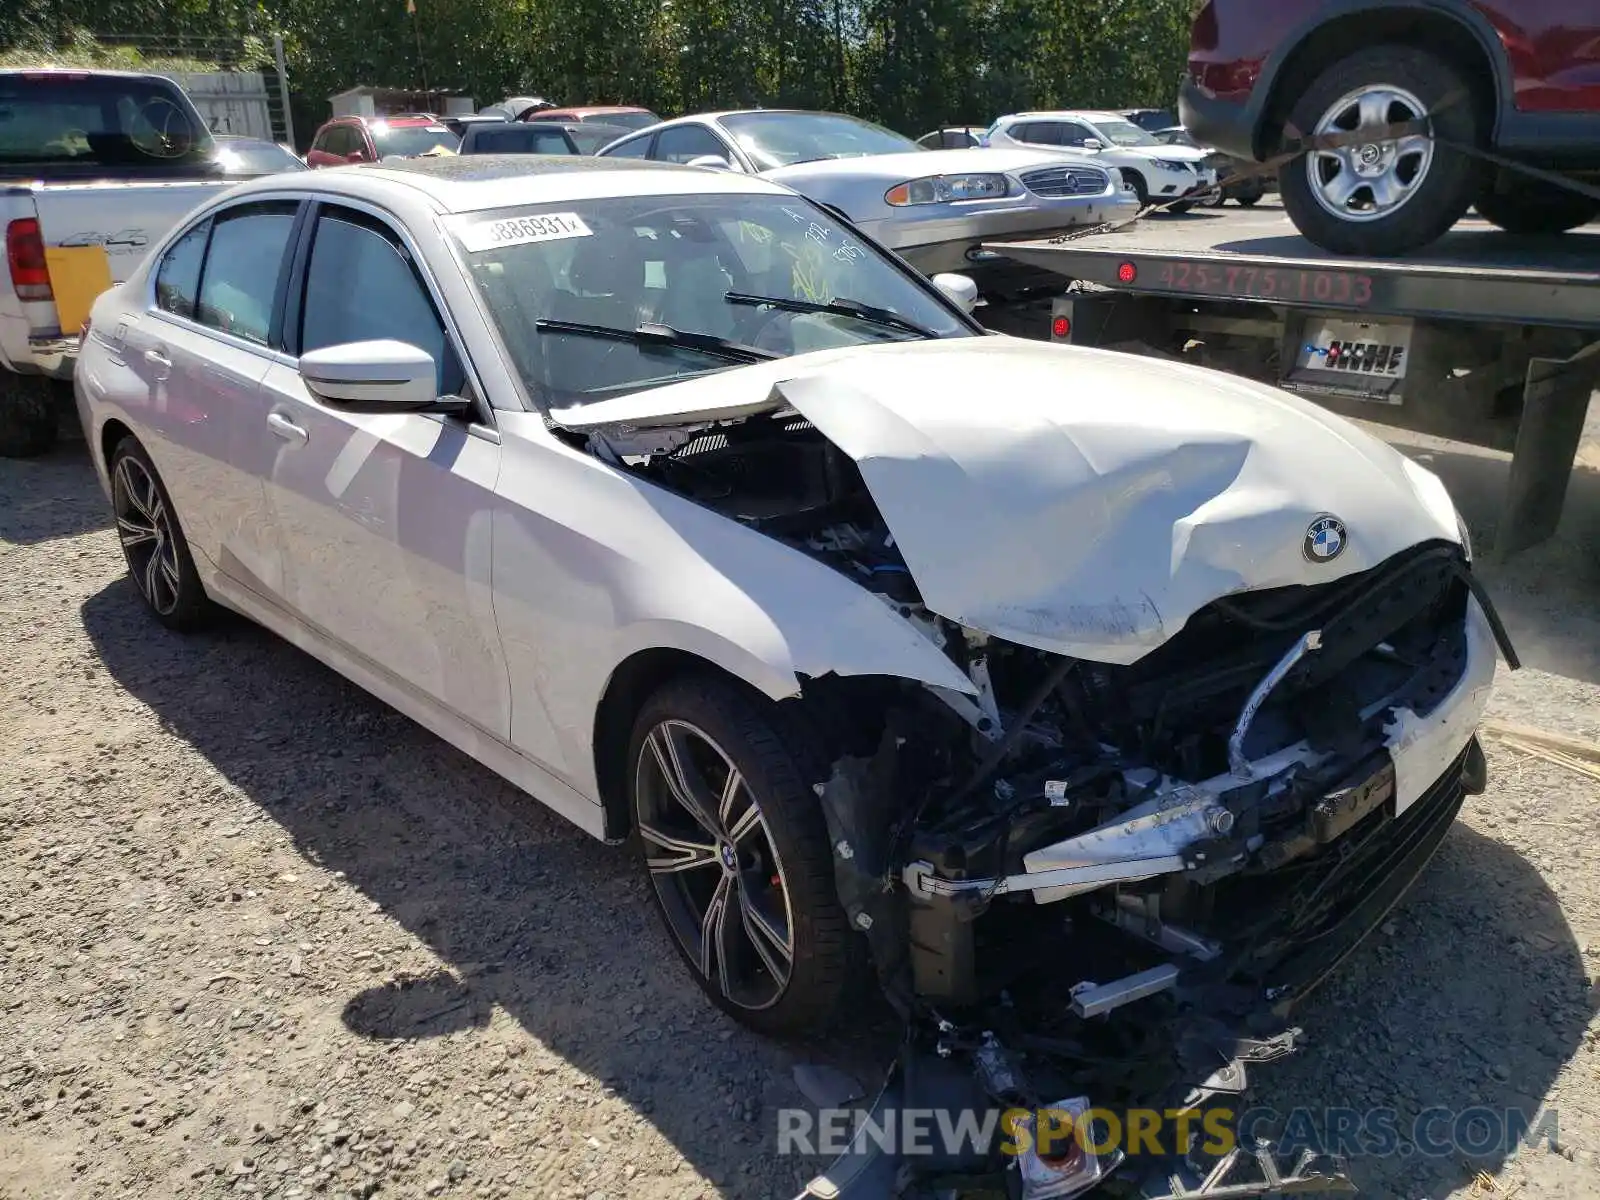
(3, 405), (1599, 1200)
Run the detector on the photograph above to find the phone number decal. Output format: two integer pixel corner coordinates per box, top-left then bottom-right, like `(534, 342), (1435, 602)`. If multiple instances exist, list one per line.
(1153, 261), (1374, 306)
(455, 212), (593, 253)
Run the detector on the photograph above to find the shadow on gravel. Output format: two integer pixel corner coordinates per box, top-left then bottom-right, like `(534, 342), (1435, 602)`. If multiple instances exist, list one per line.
(79, 582), (883, 1199)
(79, 569), (1594, 1200)
(0, 441), (109, 547)
(1252, 821), (1595, 1197)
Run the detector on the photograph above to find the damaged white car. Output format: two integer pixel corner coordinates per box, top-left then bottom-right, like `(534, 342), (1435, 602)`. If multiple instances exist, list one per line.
(78, 156), (1516, 1199)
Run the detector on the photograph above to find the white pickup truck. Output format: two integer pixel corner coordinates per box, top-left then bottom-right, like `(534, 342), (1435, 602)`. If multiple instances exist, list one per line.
(1, 68), (241, 456)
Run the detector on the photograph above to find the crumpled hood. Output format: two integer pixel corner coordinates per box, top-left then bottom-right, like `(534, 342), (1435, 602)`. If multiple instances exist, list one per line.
(772, 337), (1460, 665)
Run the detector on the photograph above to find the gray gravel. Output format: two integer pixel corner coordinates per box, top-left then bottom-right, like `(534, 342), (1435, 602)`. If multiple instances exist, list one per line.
(3, 408), (1599, 1199)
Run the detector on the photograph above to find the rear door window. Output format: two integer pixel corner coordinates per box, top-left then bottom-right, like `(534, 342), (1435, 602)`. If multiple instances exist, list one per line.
(602, 132), (654, 159)
(194, 201), (299, 345)
(653, 124), (732, 165)
(154, 219), (211, 319)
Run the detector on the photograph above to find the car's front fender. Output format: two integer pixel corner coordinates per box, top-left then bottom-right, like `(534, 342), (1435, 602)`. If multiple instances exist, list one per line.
(489, 415), (978, 802)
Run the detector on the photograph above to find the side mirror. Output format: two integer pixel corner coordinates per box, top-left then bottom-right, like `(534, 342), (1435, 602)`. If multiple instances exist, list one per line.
(931, 272), (978, 314)
(686, 153), (740, 173)
(1081, 138), (1103, 151)
(300, 340), (455, 412)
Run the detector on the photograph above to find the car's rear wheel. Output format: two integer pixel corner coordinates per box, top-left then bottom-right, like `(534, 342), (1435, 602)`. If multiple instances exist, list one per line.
(109, 438), (210, 631)
(1278, 46), (1483, 255)
(1476, 178), (1600, 235)
(627, 675), (851, 1036)
(0, 372), (58, 458)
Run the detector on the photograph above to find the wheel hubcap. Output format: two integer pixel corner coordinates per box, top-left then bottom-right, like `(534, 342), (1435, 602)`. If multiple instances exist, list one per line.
(635, 719), (794, 1011)
(1307, 84), (1435, 224)
(112, 457), (181, 616)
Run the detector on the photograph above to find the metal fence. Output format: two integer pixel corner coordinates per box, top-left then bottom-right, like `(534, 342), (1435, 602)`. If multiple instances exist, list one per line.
(94, 32), (295, 146)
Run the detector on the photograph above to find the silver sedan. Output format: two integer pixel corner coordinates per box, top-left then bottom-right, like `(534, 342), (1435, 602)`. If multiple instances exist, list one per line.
(596, 109), (1138, 279)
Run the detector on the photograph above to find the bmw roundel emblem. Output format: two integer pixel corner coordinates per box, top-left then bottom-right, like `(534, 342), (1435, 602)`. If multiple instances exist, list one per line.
(1303, 515), (1347, 563)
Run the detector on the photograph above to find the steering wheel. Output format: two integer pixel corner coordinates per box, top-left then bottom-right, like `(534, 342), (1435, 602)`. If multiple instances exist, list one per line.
(131, 97), (196, 159)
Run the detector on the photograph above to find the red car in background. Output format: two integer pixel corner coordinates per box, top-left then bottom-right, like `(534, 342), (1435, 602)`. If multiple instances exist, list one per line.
(304, 114), (459, 167)
(1180, 0), (1600, 255)
(519, 105), (660, 132)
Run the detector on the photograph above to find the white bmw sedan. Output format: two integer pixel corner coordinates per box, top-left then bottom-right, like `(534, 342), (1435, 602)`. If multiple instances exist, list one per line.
(76, 156), (1510, 1048)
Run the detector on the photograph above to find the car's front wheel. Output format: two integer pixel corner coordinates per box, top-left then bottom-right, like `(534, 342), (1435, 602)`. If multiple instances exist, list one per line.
(1476, 178), (1600, 235)
(1278, 46), (1483, 255)
(109, 438), (210, 631)
(628, 676), (851, 1036)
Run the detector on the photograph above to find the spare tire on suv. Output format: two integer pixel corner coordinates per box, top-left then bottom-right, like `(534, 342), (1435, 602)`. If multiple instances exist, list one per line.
(1277, 46), (1484, 257)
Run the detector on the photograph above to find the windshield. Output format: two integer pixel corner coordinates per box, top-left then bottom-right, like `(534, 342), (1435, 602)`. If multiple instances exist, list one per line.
(214, 138), (305, 174)
(589, 110), (659, 131)
(1156, 129), (1198, 149)
(452, 192), (973, 408)
(371, 123), (459, 157)
(1089, 118), (1162, 148)
(0, 73), (213, 167)
(720, 112), (921, 170)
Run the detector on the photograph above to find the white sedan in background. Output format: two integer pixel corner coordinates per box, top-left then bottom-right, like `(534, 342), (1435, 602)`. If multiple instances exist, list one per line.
(596, 109), (1136, 286)
(74, 156), (1505, 1176)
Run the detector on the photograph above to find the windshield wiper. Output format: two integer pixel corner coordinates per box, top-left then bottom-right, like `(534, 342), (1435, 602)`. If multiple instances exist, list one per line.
(723, 292), (938, 339)
(533, 319), (778, 363)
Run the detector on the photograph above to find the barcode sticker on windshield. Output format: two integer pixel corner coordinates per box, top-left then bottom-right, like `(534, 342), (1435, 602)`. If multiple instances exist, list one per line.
(455, 212), (593, 253)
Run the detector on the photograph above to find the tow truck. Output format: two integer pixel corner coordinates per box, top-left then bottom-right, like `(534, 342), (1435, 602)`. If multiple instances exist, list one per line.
(979, 205), (1600, 560)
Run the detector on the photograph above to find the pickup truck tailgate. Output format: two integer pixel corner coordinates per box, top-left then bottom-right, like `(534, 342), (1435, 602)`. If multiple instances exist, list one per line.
(29, 179), (233, 284)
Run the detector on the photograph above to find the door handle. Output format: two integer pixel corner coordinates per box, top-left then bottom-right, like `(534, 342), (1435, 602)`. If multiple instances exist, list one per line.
(266, 411), (308, 444)
(143, 348), (171, 380)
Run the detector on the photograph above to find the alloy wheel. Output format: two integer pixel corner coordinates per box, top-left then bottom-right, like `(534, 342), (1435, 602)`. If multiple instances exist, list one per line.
(112, 455), (182, 616)
(1306, 83), (1435, 224)
(635, 719), (795, 1011)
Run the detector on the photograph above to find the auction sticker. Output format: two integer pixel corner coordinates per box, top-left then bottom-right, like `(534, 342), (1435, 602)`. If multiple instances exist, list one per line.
(453, 212), (593, 252)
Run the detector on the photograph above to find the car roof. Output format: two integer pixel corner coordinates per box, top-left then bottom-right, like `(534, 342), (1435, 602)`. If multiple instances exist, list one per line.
(218, 153), (795, 214)
(1009, 110), (1124, 122)
(324, 114), (442, 128)
(537, 105), (654, 118)
(0, 67), (174, 82)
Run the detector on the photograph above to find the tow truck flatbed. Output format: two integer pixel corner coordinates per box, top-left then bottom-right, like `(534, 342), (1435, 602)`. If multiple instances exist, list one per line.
(990, 210), (1600, 329)
(980, 205), (1600, 558)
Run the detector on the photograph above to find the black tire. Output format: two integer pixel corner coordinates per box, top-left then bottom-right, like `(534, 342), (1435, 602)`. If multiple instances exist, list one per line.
(1476, 179), (1600, 235)
(108, 437), (211, 631)
(627, 674), (852, 1036)
(1277, 46), (1483, 256)
(1237, 193), (1262, 207)
(1123, 170), (1150, 209)
(0, 371), (57, 458)
(1168, 200), (1195, 214)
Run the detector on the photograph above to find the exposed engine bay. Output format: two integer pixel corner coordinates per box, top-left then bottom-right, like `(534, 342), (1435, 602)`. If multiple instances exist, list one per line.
(581, 404), (1517, 1199)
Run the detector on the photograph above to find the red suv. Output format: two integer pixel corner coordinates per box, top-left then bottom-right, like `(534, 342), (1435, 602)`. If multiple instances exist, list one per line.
(305, 114), (459, 167)
(1180, 0), (1600, 255)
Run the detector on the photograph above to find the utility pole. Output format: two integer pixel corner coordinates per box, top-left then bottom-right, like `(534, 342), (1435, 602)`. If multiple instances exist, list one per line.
(272, 34), (296, 148)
